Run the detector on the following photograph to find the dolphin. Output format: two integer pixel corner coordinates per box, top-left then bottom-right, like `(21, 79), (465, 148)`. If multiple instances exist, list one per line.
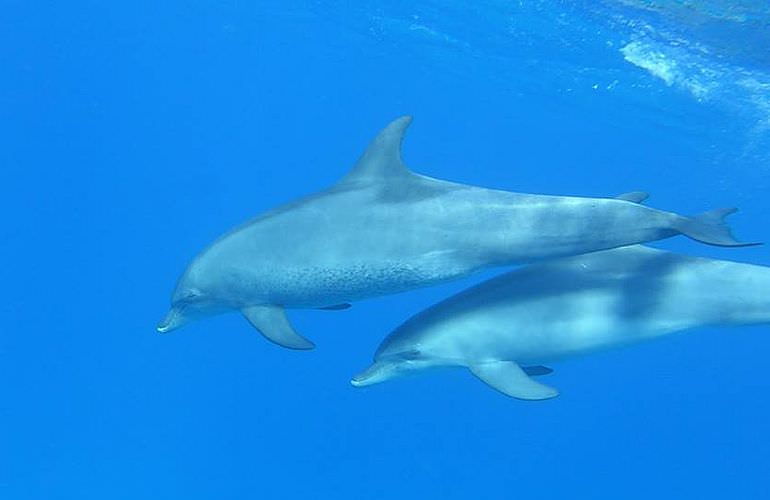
(158, 116), (755, 349)
(352, 245), (770, 400)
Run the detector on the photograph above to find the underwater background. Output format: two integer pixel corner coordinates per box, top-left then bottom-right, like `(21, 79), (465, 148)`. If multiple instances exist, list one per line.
(3, 1), (770, 498)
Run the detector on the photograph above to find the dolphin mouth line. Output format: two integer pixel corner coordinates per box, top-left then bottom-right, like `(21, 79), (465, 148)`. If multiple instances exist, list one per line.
(350, 367), (376, 387)
(156, 307), (184, 334)
(350, 361), (399, 387)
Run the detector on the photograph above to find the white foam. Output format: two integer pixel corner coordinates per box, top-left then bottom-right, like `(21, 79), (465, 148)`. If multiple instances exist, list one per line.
(620, 40), (716, 100)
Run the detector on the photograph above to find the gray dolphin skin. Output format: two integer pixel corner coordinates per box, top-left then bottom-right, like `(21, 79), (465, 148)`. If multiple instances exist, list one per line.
(352, 245), (770, 400)
(158, 116), (755, 349)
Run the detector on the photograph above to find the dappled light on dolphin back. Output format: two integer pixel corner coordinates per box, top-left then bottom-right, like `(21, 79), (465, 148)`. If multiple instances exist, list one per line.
(352, 246), (770, 401)
(159, 116), (757, 349)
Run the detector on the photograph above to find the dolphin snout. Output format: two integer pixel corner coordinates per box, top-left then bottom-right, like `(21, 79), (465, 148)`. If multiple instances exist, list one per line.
(351, 361), (397, 387)
(156, 308), (187, 333)
(350, 373), (373, 387)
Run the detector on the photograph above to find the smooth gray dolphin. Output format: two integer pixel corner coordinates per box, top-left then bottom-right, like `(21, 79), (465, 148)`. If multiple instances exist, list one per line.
(158, 116), (755, 349)
(352, 245), (770, 400)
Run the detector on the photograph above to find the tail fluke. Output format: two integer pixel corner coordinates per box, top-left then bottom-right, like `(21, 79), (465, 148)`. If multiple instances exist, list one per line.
(678, 208), (761, 247)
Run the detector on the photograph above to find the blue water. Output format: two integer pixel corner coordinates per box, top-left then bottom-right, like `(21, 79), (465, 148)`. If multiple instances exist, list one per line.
(4, 1), (770, 498)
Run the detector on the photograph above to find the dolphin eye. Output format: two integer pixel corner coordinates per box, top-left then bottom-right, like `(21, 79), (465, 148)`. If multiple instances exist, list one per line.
(402, 349), (422, 360)
(181, 289), (203, 303)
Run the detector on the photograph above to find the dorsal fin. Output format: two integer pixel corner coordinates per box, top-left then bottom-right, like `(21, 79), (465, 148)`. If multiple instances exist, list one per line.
(339, 116), (415, 186)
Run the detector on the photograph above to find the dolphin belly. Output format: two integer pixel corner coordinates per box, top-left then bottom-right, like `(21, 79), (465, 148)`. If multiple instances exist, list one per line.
(202, 187), (501, 306)
(421, 291), (668, 364)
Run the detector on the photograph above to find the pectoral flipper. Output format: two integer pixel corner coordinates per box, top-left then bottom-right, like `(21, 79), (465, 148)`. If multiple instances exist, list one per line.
(470, 361), (559, 400)
(242, 305), (315, 350)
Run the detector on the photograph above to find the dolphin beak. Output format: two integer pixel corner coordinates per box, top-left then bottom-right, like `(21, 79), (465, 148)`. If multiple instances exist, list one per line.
(156, 307), (187, 333)
(351, 361), (398, 387)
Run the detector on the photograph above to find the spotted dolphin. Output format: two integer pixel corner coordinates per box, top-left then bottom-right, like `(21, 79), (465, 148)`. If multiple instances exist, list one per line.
(158, 116), (755, 349)
(352, 245), (770, 400)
